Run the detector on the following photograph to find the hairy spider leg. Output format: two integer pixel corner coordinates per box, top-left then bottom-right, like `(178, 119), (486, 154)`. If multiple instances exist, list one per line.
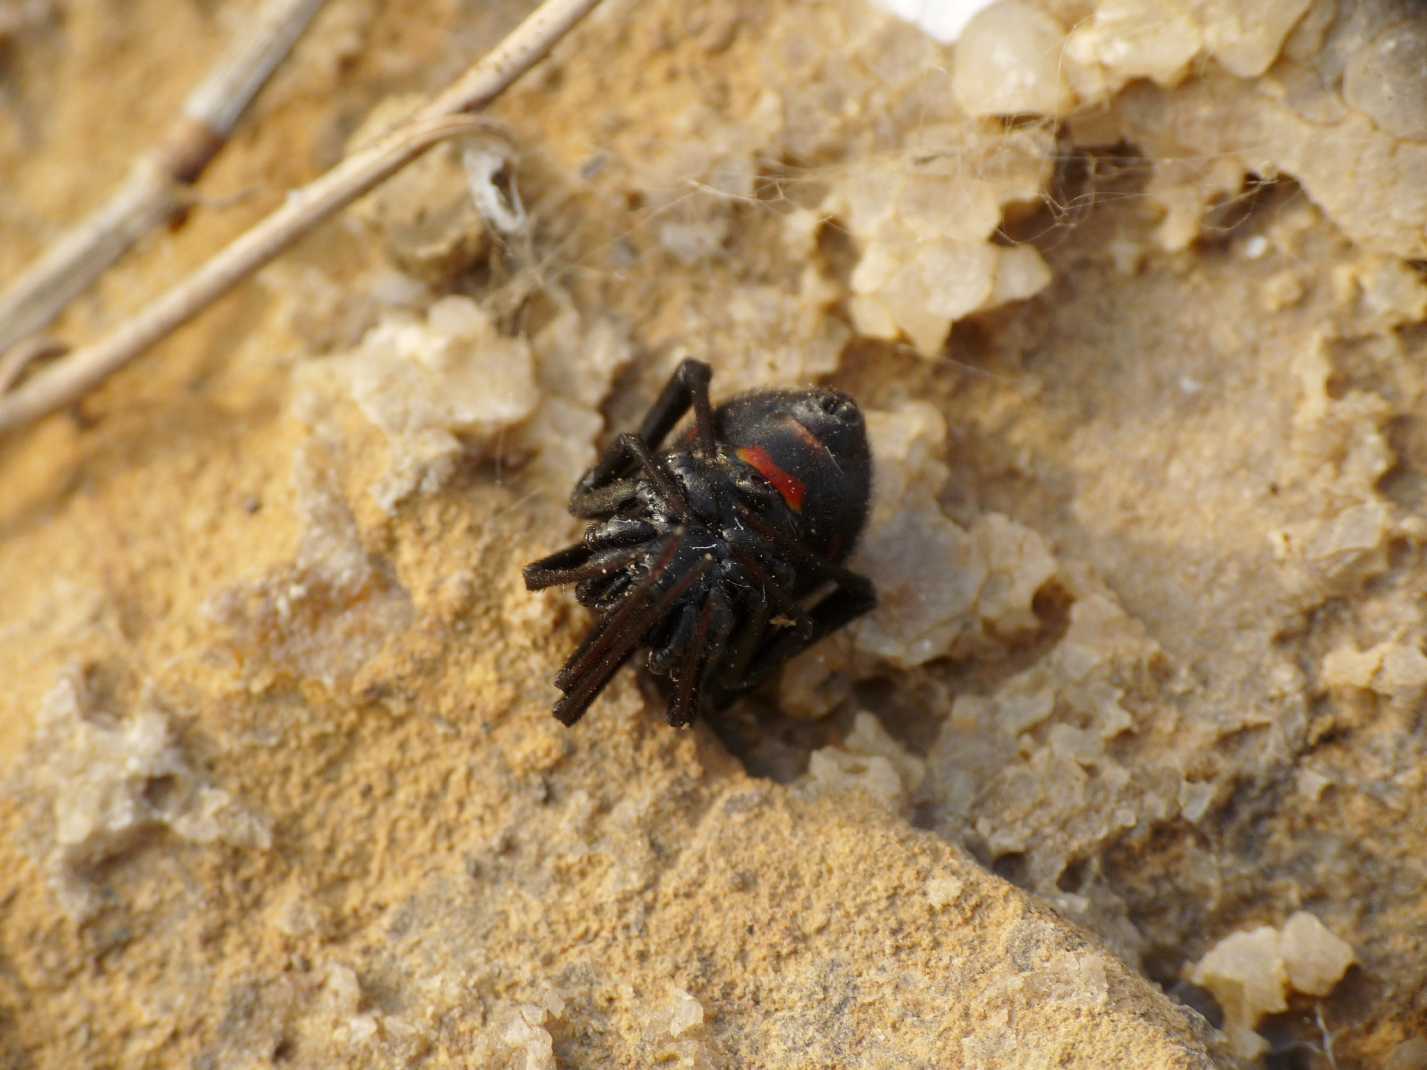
(668, 598), (715, 728)
(736, 505), (872, 599)
(566, 519), (662, 606)
(523, 514), (660, 594)
(689, 585), (736, 721)
(638, 357), (716, 459)
(554, 537), (681, 691)
(661, 583), (738, 727)
(730, 505), (876, 690)
(565, 476), (639, 519)
(578, 358), (717, 494)
(727, 548), (814, 638)
(714, 596), (771, 692)
(570, 433), (689, 519)
(554, 549), (714, 726)
(585, 516), (659, 550)
(523, 541), (592, 588)
(740, 579), (875, 690)
(576, 566), (638, 610)
(523, 541), (641, 591)
(646, 601), (699, 676)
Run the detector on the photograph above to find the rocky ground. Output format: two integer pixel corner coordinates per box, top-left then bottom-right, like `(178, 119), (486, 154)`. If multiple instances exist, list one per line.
(2, 0), (1426, 1066)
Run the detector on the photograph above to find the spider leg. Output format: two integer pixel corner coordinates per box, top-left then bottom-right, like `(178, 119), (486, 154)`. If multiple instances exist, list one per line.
(728, 548), (814, 639)
(523, 543), (639, 591)
(738, 574), (876, 691)
(553, 544), (713, 725)
(537, 518), (658, 605)
(735, 505), (871, 592)
(585, 517), (658, 551)
(660, 583), (736, 727)
(725, 502), (877, 691)
(646, 602), (698, 676)
(690, 585), (736, 722)
(667, 602), (712, 728)
(660, 358), (717, 459)
(568, 476), (640, 520)
(630, 357), (715, 459)
(571, 359), (716, 506)
(554, 538), (679, 692)
(571, 433), (690, 519)
(715, 597), (770, 693)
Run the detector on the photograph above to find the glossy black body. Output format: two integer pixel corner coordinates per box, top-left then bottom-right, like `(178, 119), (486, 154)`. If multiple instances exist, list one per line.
(523, 359), (876, 727)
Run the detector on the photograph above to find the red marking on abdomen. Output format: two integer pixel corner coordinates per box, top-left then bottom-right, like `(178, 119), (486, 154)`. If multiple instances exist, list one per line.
(736, 445), (806, 513)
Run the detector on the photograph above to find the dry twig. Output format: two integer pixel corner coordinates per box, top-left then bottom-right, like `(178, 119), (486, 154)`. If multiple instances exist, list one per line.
(0, 335), (66, 395)
(0, 0), (329, 358)
(0, 0), (604, 435)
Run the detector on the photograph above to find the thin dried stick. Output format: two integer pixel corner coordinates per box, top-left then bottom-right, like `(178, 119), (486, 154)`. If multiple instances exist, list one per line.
(0, 336), (66, 395)
(0, 0), (603, 435)
(0, 0), (329, 358)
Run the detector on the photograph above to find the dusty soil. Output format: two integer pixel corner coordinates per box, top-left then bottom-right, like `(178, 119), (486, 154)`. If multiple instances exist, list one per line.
(2, 0), (1426, 1066)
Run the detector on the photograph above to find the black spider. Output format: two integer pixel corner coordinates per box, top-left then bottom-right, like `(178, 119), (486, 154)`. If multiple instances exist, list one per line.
(522, 359), (876, 727)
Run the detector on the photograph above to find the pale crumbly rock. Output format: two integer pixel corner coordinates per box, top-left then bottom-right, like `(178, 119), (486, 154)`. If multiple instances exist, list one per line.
(7, 0), (1427, 1065)
(260, 262), (421, 354)
(1189, 926), (1287, 1060)
(921, 571), (1193, 958)
(1197, 0), (1314, 78)
(1036, 0), (1427, 257)
(1260, 269), (1306, 312)
(1269, 500), (1395, 597)
(776, 630), (860, 720)
(1058, 0), (1309, 93)
(309, 289), (631, 508)
(1338, 253), (1427, 334)
(1103, 12), (1427, 259)
(848, 401), (977, 665)
(973, 511), (1059, 636)
(481, 1003), (559, 1070)
(313, 961), (572, 1068)
(1190, 912), (1356, 1059)
(580, 0), (1065, 365)
(674, 249), (852, 398)
(312, 962), (437, 1059)
(321, 963), (382, 1048)
(852, 499), (986, 666)
(925, 874), (965, 909)
(631, 98), (778, 266)
(952, 1), (1072, 118)
(1267, 333), (1406, 598)
(1280, 910), (1357, 997)
(1342, 17), (1427, 141)
(828, 121), (1055, 357)
(870, 0), (993, 43)
(850, 402), (1059, 667)
(637, 987), (723, 1069)
(15, 672), (270, 921)
(1322, 640), (1427, 707)
(802, 712), (926, 813)
(1061, 0), (1204, 96)
(664, 988), (705, 1038)
(316, 296), (539, 513)
(512, 305), (635, 493)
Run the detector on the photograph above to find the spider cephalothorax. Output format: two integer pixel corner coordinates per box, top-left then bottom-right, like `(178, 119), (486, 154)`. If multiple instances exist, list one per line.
(523, 359), (876, 727)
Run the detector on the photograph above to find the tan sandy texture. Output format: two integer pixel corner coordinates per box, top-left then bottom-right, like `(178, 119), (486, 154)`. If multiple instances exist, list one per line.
(3, 0), (1427, 1066)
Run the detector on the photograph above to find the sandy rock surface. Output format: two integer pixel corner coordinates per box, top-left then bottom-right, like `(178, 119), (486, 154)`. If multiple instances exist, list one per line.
(3, 0), (1426, 1065)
